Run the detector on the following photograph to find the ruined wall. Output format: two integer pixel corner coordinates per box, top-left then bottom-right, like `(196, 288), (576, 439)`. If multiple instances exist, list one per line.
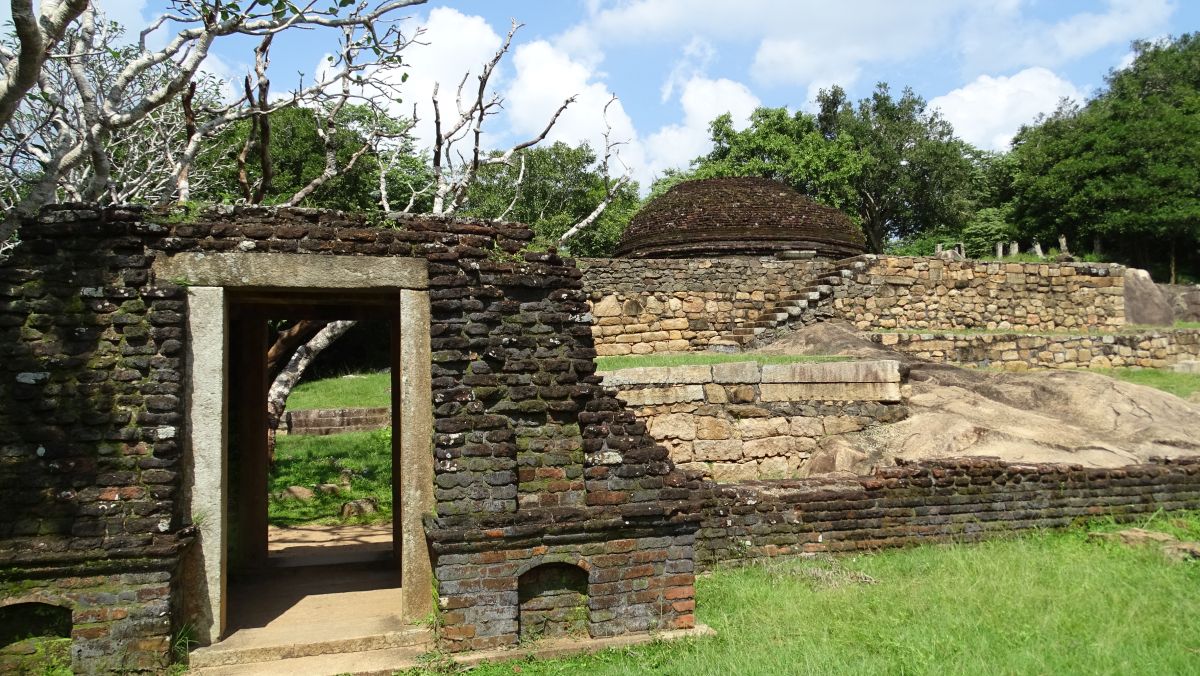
(578, 257), (827, 354)
(827, 257), (1126, 331)
(696, 457), (1200, 566)
(581, 256), (1129, 354)
(283, 406), (391, 435)
(0, 207), (184, 673)
(1160, 284), (1200, 323)
(600, 361), (905, 482)
(874, 329), (1200, 370)
(0, 205), (701, 667)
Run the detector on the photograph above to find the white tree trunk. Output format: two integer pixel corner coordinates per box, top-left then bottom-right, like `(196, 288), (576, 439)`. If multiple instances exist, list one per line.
(265, 319), (357, 460)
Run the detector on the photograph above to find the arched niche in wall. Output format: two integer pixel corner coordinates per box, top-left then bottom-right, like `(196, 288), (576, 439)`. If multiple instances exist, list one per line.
(517, 562), (590, 640)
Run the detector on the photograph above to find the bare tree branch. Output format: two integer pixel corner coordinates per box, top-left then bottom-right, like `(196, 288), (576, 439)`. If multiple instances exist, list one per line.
(0, 0), (88, 128)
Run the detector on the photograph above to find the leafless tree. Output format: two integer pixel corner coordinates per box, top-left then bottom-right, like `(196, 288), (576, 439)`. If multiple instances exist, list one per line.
(558, 94), (632, 247)
(428, 19), (574, 215)
(0, 0), (428, 241)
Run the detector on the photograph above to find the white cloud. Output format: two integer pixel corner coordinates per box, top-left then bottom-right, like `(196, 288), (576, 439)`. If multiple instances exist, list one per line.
(958, 0), (1174, 74)
(930, 67), (1083, 151)
(661, 36), (715, 103)
(368, 8), (505, 150)
(503, 39), (641, 171)
(642, 76), (760, 183)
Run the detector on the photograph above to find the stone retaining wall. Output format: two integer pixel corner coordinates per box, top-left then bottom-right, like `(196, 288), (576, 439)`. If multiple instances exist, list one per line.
(579, 258), (827, 354)
(283, 407), (391, 435)
(828, 256), (1126, 332)
(600, 360), (905, 481)
(872, 329), (1200, 370)
(696, 457), (1200, 567)
(580, 256), (1128, 354)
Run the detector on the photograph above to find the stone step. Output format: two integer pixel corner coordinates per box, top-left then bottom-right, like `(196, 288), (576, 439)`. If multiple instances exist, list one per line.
(189, 644), (429, 676)
(731, 327), (767, 335)
(190, 627), (432, 669)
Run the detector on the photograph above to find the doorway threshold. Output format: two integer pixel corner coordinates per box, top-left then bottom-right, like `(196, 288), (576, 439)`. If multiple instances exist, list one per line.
(191, 562), (429, 671)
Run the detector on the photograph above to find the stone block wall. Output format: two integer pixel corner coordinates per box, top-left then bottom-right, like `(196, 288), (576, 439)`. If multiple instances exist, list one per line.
(578, 257), (827, 354)
(697, 457), (1200, 567)
(873, 328), (1200, 370)
(830, 256), (1127, 332)
(600, 361), (906, 481)
(580, 256), (1129, 355)
(283, 406), (391, 435)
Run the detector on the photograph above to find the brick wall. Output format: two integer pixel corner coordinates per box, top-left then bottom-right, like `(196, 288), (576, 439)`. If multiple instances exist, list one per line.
(696, 457), (1200, 567)
(601, 361), (906, 481)
(1, 205), (701, 665)
(873, 329), (1200, 370)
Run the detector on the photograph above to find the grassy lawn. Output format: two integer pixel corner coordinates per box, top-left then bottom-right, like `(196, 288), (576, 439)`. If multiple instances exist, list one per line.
(268, 429), (392, 526)
(286, 371), (391, 411)
(443, 513), (1200, 676)
(1098, 367), (1200, 399)
(595, 354), (849, 371)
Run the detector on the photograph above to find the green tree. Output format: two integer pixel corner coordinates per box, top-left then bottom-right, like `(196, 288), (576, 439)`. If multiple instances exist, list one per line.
(685, 84), (977, 253)
(816, 84), (978, 252)
(462, 141), (639, 256)
(196, 105), (430, 212)
(1010, 34), (1200, 281)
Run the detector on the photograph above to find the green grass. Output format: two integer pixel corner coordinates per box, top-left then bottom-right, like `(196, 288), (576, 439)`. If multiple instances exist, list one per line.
(439, 512), (1200, 676)
(286, 371), (392, 411)
(595, 354), (849, 371)
(1097, 367), (1200, 398)
(268, 429), (392, 526)
(1177, 321), (1200, 330)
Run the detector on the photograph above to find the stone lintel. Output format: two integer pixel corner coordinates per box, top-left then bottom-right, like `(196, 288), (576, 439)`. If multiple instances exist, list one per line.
(760, 360), (900, 384)
(599, 365), (713, 386)
(759, 382), (902, 402)
(711, 361), (761, 384)
(154, 252), (428, 289)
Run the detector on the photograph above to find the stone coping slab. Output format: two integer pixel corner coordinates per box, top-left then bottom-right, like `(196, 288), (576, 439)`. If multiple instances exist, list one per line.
(600, 360), (901, 387)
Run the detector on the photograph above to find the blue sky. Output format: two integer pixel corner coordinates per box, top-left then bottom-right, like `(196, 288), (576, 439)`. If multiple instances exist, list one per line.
(14, 1), (1200, 189)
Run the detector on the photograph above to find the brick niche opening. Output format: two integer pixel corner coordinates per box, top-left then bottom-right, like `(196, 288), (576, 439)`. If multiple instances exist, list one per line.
(517, 562), (589, 640)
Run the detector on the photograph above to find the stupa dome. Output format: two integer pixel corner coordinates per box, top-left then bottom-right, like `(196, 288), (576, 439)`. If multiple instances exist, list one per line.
(615, 177), (866, 259)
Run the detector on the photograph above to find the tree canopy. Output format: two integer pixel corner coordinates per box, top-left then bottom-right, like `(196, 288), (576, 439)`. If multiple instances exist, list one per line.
(1009, 34), (1200, 280)
(678, 84), (977, 253)
(463, 141), (639, 257)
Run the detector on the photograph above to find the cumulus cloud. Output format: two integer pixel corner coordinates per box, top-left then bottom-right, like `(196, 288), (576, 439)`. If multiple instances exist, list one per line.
(365, 8), (505, 150)
(930, 67), (1083, 151)
(642, 76), (760, 183)
(503, 39), (641, 172)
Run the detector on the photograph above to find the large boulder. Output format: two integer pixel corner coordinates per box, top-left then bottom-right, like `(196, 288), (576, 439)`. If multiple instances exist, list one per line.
(1124, 268), (1174, 326)
(1159, 284), (1200, 322)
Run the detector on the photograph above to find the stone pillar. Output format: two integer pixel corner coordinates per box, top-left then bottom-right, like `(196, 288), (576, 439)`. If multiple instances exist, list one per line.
(995, 242), (1005, 259)
(183, 286), (228, 644)
(1009, 241), (1020, 257)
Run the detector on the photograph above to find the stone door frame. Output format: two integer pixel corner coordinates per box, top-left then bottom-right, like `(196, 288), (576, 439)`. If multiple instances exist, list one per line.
(160, 253), (434, 643)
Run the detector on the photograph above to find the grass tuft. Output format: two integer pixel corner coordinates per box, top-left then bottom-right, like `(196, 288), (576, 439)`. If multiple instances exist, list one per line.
(268, 428), (392, 526)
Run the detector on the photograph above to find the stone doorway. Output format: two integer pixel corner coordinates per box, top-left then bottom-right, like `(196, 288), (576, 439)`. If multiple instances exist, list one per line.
(166, 253), (434, 649)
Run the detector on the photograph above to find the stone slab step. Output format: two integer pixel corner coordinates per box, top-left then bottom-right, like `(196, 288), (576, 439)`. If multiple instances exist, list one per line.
(190, 627), (432, 669)
(189, 645), (429, 676)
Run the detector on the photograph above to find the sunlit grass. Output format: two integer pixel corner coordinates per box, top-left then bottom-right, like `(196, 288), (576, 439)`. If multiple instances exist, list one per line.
(268, 429), (392, 526)
(286, 370), (391, 411)
(437, 512), (1200, 676)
